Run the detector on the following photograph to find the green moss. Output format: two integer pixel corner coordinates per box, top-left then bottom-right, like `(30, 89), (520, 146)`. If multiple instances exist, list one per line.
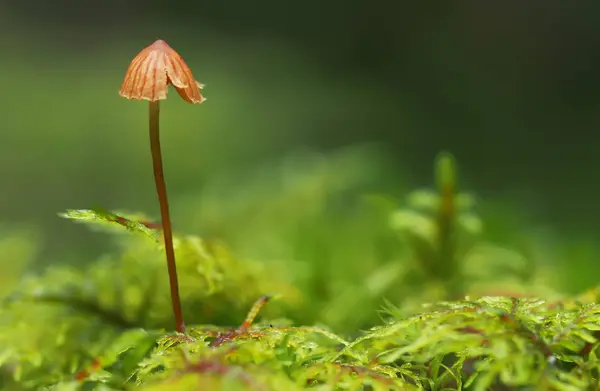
(2, 152), (599, 390)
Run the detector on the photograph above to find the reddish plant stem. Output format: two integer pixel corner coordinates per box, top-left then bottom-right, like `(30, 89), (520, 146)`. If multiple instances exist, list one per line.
(240, 295), (271, 330)
(149, 100), (185, 333)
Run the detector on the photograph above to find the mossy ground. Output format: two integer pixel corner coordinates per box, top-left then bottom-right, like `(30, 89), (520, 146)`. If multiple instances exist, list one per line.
(2, 152), (599, 390)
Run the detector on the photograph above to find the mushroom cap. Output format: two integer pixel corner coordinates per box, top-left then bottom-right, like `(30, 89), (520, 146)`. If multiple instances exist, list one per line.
(119, 39), (205, 104)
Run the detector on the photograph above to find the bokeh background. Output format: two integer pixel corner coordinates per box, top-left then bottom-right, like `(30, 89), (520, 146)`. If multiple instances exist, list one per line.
(1, 1), (600, 311)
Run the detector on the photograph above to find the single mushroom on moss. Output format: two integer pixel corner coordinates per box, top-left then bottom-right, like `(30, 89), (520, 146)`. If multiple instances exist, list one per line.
(119, 39), (206, 333)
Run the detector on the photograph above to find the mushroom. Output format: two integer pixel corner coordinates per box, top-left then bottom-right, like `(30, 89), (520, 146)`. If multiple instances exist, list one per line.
(119, 39), (206, 333)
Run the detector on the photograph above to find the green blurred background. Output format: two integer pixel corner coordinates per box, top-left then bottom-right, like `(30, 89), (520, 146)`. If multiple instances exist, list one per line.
(1, 1), (600, 299)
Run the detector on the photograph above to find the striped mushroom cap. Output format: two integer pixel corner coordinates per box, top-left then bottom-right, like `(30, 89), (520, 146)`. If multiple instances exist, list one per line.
(119, 39), (205, 104)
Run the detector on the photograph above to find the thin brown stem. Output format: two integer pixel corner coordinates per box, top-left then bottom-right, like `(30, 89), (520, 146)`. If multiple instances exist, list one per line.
(148, 100), (185, 333)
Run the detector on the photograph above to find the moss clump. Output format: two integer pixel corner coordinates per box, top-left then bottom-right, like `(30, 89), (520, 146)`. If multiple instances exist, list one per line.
(2, 151), (599, 390)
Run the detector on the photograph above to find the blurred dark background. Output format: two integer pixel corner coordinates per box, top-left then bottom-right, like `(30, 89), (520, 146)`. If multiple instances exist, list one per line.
(1, 1), (599, 275)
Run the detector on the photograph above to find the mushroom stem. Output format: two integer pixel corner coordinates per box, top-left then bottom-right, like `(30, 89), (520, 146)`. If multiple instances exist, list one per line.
(148, 100), (185, 333)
